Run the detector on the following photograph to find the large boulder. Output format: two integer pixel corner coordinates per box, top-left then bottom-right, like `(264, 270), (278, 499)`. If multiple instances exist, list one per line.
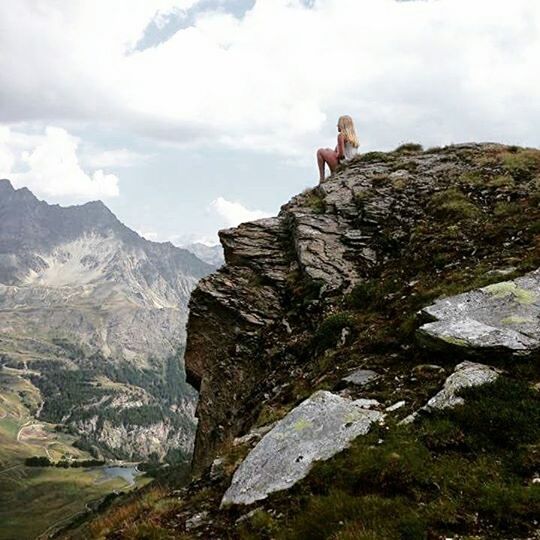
(417, 269), (540, 356)
(221, 391), (383, 507)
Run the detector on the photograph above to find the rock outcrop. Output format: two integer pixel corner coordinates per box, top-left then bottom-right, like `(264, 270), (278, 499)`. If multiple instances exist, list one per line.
(221, 390), (382, 507)
(185, 143), (540, 472)
(418, 270), (540, 356)
(81, 143), (540, 540)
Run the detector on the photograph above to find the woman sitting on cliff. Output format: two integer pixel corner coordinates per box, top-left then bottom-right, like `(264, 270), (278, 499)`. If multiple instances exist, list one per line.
(317, 115), (359, 183)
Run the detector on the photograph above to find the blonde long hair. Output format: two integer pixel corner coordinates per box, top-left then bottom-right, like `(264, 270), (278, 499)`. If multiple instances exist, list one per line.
(338, 115), (359, 148)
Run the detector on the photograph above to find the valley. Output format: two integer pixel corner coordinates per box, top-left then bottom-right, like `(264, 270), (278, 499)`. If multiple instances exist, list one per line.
(0, 369), (151, 540)
(0, 180), (214, 538)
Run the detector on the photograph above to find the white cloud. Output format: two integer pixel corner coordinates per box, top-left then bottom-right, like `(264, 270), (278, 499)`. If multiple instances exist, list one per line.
(209, 196), (271, 227)
(3, 126), (119, 201)
(0, 127), (15, 178)
(0, 0), (540, 156)
(82, 148), (151, 169)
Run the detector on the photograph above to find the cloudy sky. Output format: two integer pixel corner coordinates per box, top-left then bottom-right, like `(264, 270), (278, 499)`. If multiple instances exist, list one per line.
(1, 0), (539, 245)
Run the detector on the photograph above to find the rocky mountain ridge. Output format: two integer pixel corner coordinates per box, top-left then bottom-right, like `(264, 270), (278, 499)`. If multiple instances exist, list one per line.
(0, 180), (214, 461)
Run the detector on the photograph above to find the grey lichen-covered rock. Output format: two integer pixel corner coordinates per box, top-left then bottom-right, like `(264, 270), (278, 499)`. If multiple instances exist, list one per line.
(418, 269), (540, 356)
(342, 369), (379, 387)
(221, 391), (383, 507)
(425, 361), (499, 411)
(401, 361), (500, 425)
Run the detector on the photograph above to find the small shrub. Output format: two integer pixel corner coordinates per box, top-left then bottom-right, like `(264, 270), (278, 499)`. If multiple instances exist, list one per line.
(346, 279), (400, 311)
(313, 312), (356, 351)
(395, 143), (423, 153)
(358, 151), (392, 163)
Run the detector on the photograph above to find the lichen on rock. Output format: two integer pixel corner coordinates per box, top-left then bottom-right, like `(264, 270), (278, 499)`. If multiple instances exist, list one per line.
(221, 391), (382, 507)
(418, 269), (540, 356)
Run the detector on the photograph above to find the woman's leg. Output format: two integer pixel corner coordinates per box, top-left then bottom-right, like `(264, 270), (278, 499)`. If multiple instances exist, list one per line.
(317, 148), (339, 182)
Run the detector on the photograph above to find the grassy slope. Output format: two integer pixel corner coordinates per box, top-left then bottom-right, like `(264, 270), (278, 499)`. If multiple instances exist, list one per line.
(0, 370), (149, 540)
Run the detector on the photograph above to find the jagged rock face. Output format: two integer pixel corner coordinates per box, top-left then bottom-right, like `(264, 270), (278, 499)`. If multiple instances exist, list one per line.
(185, 143), (540, 472)
(221, 391), (382, 507)
(0, 180), (213, 461)
(418, 270), (540, 355)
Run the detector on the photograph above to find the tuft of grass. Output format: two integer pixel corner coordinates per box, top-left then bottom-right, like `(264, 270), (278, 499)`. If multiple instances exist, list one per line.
(255, 403), (291, 428)
(303, 189), (327, 214)
(458, 171), (484, 187)
(488, 174), (516, 189)
(239, 509), (279, 540)
(429, 188), (481, 221)
(121, 523), (184, 540)
(501, 149), (540, 183)
(357, 151), (393, 163)
(88, 485), (168, 539)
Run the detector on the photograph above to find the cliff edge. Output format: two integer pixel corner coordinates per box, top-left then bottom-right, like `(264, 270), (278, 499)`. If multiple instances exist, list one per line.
(185, 142), (540, 472)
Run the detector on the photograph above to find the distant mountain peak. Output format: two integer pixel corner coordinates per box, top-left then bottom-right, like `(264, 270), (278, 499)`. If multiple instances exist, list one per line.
(0, 182), (214, 282)
(0, 178), (15, 190)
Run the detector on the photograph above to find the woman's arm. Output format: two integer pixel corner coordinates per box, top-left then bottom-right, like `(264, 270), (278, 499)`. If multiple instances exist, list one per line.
(336, 133), (345, 159)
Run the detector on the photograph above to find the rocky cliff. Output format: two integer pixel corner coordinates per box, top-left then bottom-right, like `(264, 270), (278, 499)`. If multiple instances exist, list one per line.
(185, 142), (540, 473)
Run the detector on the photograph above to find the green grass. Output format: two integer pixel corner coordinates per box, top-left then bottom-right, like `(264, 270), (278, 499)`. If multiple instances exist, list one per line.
(270, 377), (540, 539)
(429, 188), (481, 221)
(303, 188), (327, 214)
(312, 312), (356, 351)
(501, 149), (540, 182)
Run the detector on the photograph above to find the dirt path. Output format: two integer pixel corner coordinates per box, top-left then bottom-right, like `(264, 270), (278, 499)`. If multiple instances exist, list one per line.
(16, 420), (33, 442)
(0, 464), (21, 475)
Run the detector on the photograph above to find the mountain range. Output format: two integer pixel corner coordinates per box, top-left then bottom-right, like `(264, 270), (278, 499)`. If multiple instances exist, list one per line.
(0, 179), (214, 461)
